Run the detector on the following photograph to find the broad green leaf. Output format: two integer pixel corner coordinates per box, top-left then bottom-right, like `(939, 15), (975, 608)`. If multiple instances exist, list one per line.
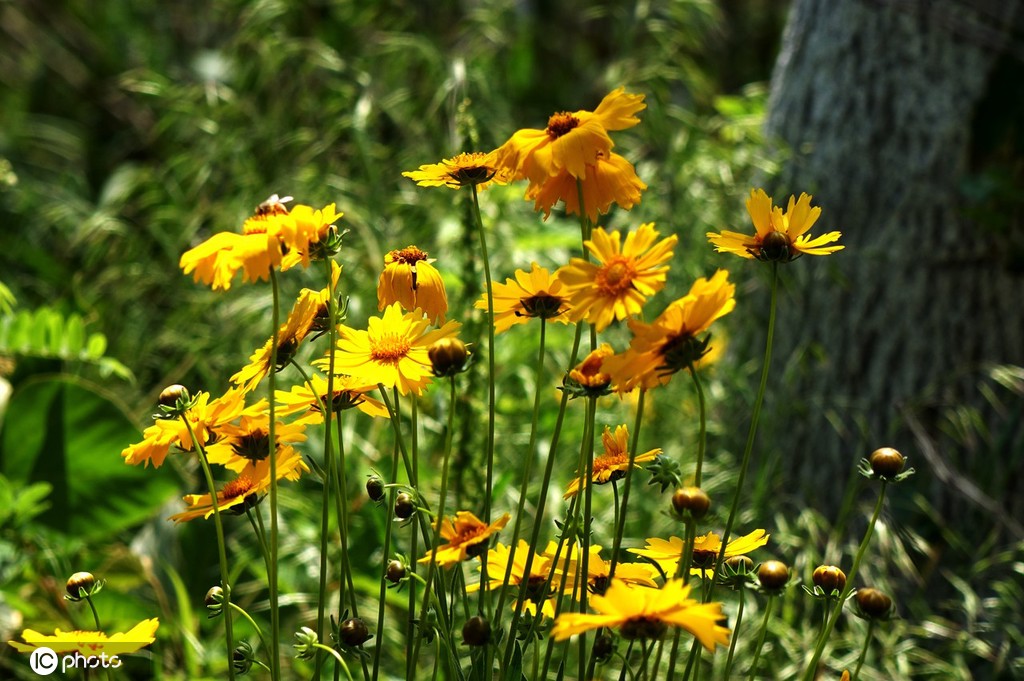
(0, 378), (179, 540)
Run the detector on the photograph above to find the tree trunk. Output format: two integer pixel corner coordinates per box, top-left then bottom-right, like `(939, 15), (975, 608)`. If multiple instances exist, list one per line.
(758, 0), (1024, 533)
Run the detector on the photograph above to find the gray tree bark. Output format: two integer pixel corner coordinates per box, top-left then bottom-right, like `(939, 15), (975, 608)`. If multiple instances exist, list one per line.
(758, 0), (1024, 532)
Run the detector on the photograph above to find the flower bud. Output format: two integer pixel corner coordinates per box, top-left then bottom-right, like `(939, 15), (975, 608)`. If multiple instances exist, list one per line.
(65, 572), (96, 601)
(725, 555), (754, 573)
(462, 615), (491, 647)
(394, 492), (416, 520)
(366, 475), (386, 502)
(869, 447), (905, 478)
(855, 587), (893, 619)
(233, 640), (255, 674)
(671, 487), (710, 519)
(429, 338), (469, 377)
(757, 560), (789, 591)
(339, 617), (372, 647)
(812, 565), (847, 594)
(386, 559), (407, 585)
(158, 384), (189, 408)
(205, 585), (225, 617)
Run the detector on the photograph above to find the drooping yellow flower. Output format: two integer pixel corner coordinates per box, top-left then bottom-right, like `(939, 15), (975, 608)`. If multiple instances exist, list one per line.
(468, 540), (556, 617)
(419, 511), (510, 567)
(547, 542), (659, 596)
(628, 530), (770, 578)
(474, 263), (572, 333)
(556, 223), (678, 332)
(565, 343), (615, 395)
(402, 151), (511, 190)
(321, 303), (461, 396)
(231, 289), (322, 394)
(377, 246), (448, 324)
(551, 579), (730, 650)
(275, 373), (388, 423)
(565, 424), (661, 498)
(121, 388), (260, 468)
(495, 87), (646, 184)
(707, 188), (842, 261)
(169, 447), (308, 522)
(8, 618), (159, 655)
(179, 196), (341, 290)
(203, 413), (308, 475)
(526, 150), (647, 222)
(605, 269), (736, 392)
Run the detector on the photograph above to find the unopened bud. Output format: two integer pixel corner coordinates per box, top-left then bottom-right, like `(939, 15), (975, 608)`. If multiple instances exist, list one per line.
(812, 565), (847, 594)
(869, 447), (905, 478)
(429, 338), (469, 377)
(671, 487), (710, 519)
(758, 560), (789, 591)
(462, 615), (491, 646)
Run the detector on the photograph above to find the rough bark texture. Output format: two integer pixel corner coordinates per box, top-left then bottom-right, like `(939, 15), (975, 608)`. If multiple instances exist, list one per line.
(759, 0), (1024, 531)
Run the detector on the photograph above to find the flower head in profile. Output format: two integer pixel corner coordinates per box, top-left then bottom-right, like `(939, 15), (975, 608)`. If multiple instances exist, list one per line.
(469, 540), (556, 617)
(276, 373), (388, 423)
(564, 425), (661, 498)
(169, 447), (308, 522)
(419, 511), (510, 567)
(377, 246), (448, 324)
(629, 530), (769, 578)
(548, 542), (658, 596)
(563, 343), (616, 397)
(707, 189), (842, 262)
(495, 87), (646, 184)
(551, 579), (730, 650)
(320, 303), (461, 396)
(557, 224), (678, 332)
(475, 263), (572, 333)
(402, 151), (511, 190)
(605, 270), (735, 392)
(527, 150), (647, 222)
(8, 618), (159, 655)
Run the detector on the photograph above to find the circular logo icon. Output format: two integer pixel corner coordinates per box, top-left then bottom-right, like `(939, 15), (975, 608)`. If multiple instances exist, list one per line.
(29, 647), (59, 675)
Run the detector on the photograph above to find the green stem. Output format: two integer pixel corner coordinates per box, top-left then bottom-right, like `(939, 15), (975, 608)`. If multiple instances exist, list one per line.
(406, 399), (419, 681)
(84, 595), (102, 631)
(268, 269), (282, 681)
(245, 508), (271, 582)
(229, 602), (269, 656)
(722, 590), (745, 680)
(579, 395), (598, 681)
(801, 483), (888, 681)
(747, 595), (775, 681)
(313, 643), (354, 681)
(688, 364), (707, 487)
(852, 620), (874, 681)
(608, 388), (648, 579)
(665, 518), (697, 681)
(371, 404), (402, 681)
(708, 263), (779, 601)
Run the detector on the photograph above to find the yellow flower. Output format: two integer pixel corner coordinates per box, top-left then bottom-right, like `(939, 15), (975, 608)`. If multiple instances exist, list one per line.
(279, 203), (344, 270)
(565, 343), (615, 395)
(707, 188), (842, 261)
(121, 388), (258, 468)
(275, 373), (387, 423)
(628, 530), (770, 578)
(468, 540), (556, 617)
(377, 246), (448, 324)
(402, 151), (511, 190)
(231, 289), (322, 394)
(605, 269), (735, 392)
(169, 447), (308, 522)
(564, 424), (660, 498)
(203, 413), (307, 475)
(526, 150), (647, 222)
(474, 263), (572, 333)
(495, 87), (646, 183)
(419, 511), (510, 567)
(179, 196), (341, 290)
(556, 223), (678, 332)
(8, 618), (159, 655)
(551, 579), (730, 649)
(321, 303), (461, 396)
(546, 542), (659, 596)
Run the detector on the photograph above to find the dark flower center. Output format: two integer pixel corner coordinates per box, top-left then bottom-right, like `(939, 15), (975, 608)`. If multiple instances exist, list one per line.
(232, 428), (273, 462)
(546, 112), (580, 138)
(620, 616), (668, 641)
(520, 293), (565, 319)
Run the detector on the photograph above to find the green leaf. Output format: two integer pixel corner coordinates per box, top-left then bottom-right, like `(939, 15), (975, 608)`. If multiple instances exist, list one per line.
(0, 378), (179, 539)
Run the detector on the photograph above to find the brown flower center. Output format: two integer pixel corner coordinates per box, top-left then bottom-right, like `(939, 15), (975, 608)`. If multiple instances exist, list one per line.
(390, 246), (429, 265)
(620, 616), (668, 641)
(370, 333), (411, 363)
(519, 293), (565, 319)
(221, 474), (257, 501)
(546, 112), (580, 138)
(592, 453), (629, 477)
(595, 257), (637, 296)
(232, 428), (273, 462)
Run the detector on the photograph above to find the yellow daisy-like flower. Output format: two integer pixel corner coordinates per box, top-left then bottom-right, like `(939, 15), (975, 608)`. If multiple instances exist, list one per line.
(8, 618), (159, 655)
(474, 262), (572, 333)
(275, 373), (387, 423)
(565, 343), (615, 394)
(377, 246), (448, 324)
(551, 579), (730, 649)
(231, 289), (322, 394)
(565, 424), (660, 498)
(179, 196), (341, 290)
(605, 269), (736, 392)
(402, 151), (511, 190)
(628, 530), (770, 578)
(121, 388), (259, 468)
(526, 150), (647, 222)
(279, 203), (344, 270)
(203, 414), (308, 475)
(321, 303), (461, 396)
(468, 540), (557, 617)
(547, 542), (659, 596)
(418, 511), (511, 567)
(495, 87), (646, 183)
(556, 223), (678, 332)
(169, 447), (308, 522)
(707, 188), (842, 261)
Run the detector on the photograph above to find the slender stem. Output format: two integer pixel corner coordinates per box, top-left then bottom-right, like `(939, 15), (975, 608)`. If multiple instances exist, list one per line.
(245, 509), (271, 581)
(84, 595), (102, 631)
(313, 644), (354, 681)
(665, 518), (697, 681)
(801, 483), (888, 681)
(181, 415), (235, 681)
(709, 263), (779, 601)
(688, 365), (707, 487)
(405, 399), (419, 681)
(579, 395), (598, 681)
(852, 620), (875, 681)
(229, 602), (269, 655)
(371, 402), (402, 681)
(267, 269), (282, 681)
(723, 590), (746, 679)
(608, 389), (648, 578)
(747, 595), (776, 681)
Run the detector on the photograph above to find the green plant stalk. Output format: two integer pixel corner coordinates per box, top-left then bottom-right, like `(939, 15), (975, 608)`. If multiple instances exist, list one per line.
(852, 620), (875, 681)
(688, 363), (708, 487)
(579, 395), (598, 681)
(538, 475), (585, 679)
(618, 640), (636, 681)
(722, 590), (746, 679)
(801, 482), (888, 681)
(245, 509), (271, 585)
(228, 602), (269, 656)
(747, 594), (776, 680)
(312, 643), (354, 681)
(406, 398), (420, 681)
(371, 398), (402, 681)
(679, 637), (700, 681)
(708, 263), (779, 602)
(84, 594), (102, 631)
(607, 388), (648, 579)
(665, 518), (698, 681)
(181, 415), (236, 681)
(268, 269), (282, 681)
